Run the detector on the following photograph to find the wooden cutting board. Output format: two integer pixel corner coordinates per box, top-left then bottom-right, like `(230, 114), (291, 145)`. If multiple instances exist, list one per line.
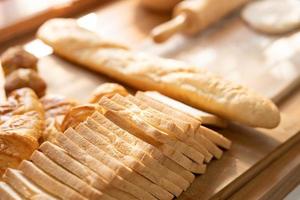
(5, 0), (300, 199)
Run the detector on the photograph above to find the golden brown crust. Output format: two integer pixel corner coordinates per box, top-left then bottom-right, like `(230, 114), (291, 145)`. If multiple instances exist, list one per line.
(37, 18), (280, 128)
(0, 88), (44, 175)
(61, 104), (99, 131)
(5, 69), (47, 98)
(0, 46), (38, 77)
(40, 95), (77, 122)
(89, 83), (128, 104)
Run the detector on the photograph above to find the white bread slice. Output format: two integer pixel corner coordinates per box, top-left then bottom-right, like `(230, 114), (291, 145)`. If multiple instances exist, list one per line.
(136, 92), (231, 150)
(113, 94), (212, 162)
(90, 112), (195, 184)
(136, 92), (201, 130)
(54, 133), (145, 200)
(84, 117), (189, 191)
(74, 124), (182, 197)
(37, 18), (280, 128)
(38, 142), (131, 200)
(0, 181), (23, 200)
(144, 91), (228, 128)
(18, 160), (86, 200)
(130, 94), (223, 159)
(63, 127), (173, 200)
(197, 126), (231, 150)
(99, 97), (206, 174)
(30, 194), (58, 200)
(30, 151), (112, 200)
(64, 128), (160, 200)
(2, 169), (54, 199)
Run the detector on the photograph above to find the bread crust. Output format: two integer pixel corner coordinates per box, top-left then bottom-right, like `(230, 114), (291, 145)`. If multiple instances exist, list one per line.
(37, 18), (280, 128)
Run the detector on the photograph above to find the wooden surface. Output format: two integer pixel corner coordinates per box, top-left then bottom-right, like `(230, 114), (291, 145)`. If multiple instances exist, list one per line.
(1, 0), (300, 199)
(0, 0), (104, 44)
(230, 141), (300, 200)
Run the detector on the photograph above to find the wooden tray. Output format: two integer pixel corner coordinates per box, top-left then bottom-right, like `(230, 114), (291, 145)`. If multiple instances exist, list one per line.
(2, 0), (300, 199)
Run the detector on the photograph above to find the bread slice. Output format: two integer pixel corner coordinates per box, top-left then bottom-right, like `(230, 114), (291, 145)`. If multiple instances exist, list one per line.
(0, 181), (23, 200)
(136, 92), (201, 130)
(37, 18), (280, 128)
(30, 151), (112, 200)
(2, 168), (54, 199)
(74, 124), (182, 197)
(63, 128), (173, 200)
(136, 92), (231, 150)
(197, 126), (231, 150)
(84, 116), (189, 191)
(64, 127), (162, 200)
(131, 94), (223, 159)
(90, 112), (195, 184)
(38, 142), (132, 200)
(144, 91), (228, 128)
(126, 94), (223, 159)
(99, 97), (206, 173)
(18, 160), (86, 200)
(113, 94), (212, 162)
(55, 133), (151, 200)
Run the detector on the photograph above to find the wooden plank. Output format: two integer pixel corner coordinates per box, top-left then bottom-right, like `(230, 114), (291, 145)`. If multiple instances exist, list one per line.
(1, 0), (300, 199)
(229, 141), (300, 200)
(0, 0), (106, 44)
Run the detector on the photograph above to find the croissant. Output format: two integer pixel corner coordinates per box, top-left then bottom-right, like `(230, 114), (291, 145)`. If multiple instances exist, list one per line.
(0, 88), (44, 175)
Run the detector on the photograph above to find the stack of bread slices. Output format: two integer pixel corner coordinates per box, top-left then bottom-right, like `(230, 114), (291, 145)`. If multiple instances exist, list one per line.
(0, 91), (231, 200)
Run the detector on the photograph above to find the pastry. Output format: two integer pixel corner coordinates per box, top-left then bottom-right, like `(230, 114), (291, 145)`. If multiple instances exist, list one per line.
(37, 18), (280, 128)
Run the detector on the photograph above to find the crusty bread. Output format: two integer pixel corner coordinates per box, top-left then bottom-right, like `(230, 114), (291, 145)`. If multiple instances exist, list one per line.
(122, 94), (214, 162)
(0, 181), (23, 200)
(18, 160), (86, 200)
(39, 142), (128, 200)
(135, 92), (231, 150)
(30, 151), (111, 200)
(64, 127), (173, 200)
(74, 123), (182, 197)
(83, 118), (189, 192)
(90, 112), (195, 184)
(2, 169), (54, 199)
(54, 133), (144, 200)
(144, 91), (228, 128)
(133, 93), (224, 158)
(89, 83), (128, 104)
(37, 18), (280, 128)
(99, 97), (206, 174)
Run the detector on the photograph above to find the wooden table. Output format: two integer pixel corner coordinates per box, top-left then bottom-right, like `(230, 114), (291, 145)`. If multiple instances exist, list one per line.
(1, 0), (300, 199)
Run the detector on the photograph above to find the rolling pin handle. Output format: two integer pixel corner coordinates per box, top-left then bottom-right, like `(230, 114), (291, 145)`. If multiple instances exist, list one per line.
(151, 13), (187, 43)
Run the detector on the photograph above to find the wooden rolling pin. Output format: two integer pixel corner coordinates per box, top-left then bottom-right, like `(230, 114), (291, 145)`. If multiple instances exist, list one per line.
(151, 0), (250, 43)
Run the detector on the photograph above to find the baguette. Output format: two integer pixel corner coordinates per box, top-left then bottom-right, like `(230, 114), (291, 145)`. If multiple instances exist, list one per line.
(64, 127), (173, 200)
(109, 95), (206, 164)
(30, 151), (110, 200)
(144, 91), (227, 128)
(54, 133), (144, 200)
(2, 169), (54, 199)
(74, 124), (182, 197)
(37, 18), (280, 128)
(90, 112), (195, 184)
(18, 160), (86, 200)
(84, 118), (189, 191)
(122, 94), (214, 161)
(0, 182), (23, 200)
(39, 142), (129, 200)
(99, 98), (206, 174)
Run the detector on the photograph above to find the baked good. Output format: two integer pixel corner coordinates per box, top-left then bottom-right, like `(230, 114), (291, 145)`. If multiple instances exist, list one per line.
(0, 88), (44, 175)
(5, 69), (47, 98)
(37, 18), (280, 128)
(0, 46), (38, 77)
(242, 0), (300, 34)
(89, 83), (128, 104)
